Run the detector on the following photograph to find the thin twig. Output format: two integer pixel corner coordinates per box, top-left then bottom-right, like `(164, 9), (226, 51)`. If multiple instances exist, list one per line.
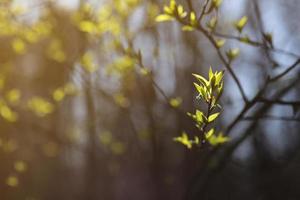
(198, 0), (210, 21)
(243, 115), (300, 122)
(270, 58), (300, 82)
(257, 98), (300, 106)
(253, 0), (278, 67)
(212, 32), (300, 58)
(186, 0), (195, 12)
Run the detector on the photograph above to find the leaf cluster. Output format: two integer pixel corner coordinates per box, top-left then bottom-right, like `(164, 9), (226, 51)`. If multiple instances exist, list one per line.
(174, 67), (229, 149)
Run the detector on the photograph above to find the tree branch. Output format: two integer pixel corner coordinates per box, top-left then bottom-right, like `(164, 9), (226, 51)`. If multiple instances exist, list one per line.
(257, 98), (300, 106)
(243, 115), (300, 122)
(270, 58), (300, 82)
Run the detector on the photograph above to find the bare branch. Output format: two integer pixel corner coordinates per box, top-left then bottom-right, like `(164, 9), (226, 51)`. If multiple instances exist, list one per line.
(199, 0), (210, 21)
(270, 58), (300, 82)
(257, 98), (300, 106)
(243, 115), (300, 122)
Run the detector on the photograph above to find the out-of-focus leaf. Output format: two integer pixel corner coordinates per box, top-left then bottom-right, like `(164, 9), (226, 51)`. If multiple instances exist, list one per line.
(155, 14), (174, 22)
(235, 16), (248, 33)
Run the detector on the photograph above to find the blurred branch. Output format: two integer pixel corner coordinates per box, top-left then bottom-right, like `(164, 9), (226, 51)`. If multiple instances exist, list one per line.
(252, 0), (278, 67)
(257, 98), (300, 106)
(129, 48), (190, 116)
(188, 74), (300, 198)
(243, 115), (300, 122)
(199, 0), (210, 21)
(269, 58), (300, 82)
(200, 29), (249, 102)
(218, 76), (300, 165)
(224, 57), (300, 135)
(212, 32), (300, 58)
(186, 0), (195, 12)
(93, 82), (145, 154)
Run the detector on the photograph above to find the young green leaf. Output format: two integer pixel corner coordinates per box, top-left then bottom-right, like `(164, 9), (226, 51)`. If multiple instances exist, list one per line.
(193, 83), (203, 93)
(164, 5), (173, 14)
(196, 110), (205, 124)
(207, 132), (229, 146)
(177, 5), (187, 18)
(208, 112), (220, 122)
(182, 25), (194, 31)
(190, 12), (197, 26)
(212, 0), (223, 8)
(209, 66), (214, 81)
(215, 71), (224, 86)
(192, 73), (209, 87)
(169, 0), (176, 11)
(226, 48), (240, 61)
(240, 36), (251, 44)
(194, 136), (200, 144)
(176, 68), (227, 149)
(155, 14), (174, 22)
(216, 39), (226, 48)
(235, 16), (248, 33)
(169, 97), (182, 108)
(173, 132), (193, 149)
(205, 128), (215, 139)
(217, 82), (224, 95)
(207, 17), (217, 30)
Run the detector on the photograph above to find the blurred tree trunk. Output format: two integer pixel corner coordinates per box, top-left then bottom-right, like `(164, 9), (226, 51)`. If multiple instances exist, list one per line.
(83, 77), (98, 200)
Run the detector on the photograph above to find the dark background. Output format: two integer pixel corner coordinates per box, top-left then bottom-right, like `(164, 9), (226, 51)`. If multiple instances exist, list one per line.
(0, 0), (300, 200)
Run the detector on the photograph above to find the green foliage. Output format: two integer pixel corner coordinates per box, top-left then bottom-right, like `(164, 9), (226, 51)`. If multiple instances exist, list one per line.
(174, 67), (229, 148)
(0, 100), (18, 122)
(205, 129), (229, 145)
(234, 16), (248, 33)
(27, 97), (54, 117)
(216, 39), (226, 48)
(155, 0), (225, 35)
(182, 12), (198, 31)
(239, 35), (251, 44)
(226, 48), (240, 61)
(212, 0), (223, 8)
(173, 132), (199, 149)
(155, 0), (187, 22)
(207, 16), (218, 31)
(154, 0), (234, 147)
(169, 97), (182, 108)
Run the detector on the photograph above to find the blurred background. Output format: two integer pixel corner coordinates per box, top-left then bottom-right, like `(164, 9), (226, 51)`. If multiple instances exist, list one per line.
(1, 0), (300, 199)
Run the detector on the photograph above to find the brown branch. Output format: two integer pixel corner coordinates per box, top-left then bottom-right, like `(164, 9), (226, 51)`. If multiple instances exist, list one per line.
(243, 115), (300, 122)
(270, 58), (300, 82)
(257, 98), (300, 106)
(252, 0), (278, 66)
(212, 32), (300, 58)
(186, 0), (195, 12)
(199, 0), (210, 21)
